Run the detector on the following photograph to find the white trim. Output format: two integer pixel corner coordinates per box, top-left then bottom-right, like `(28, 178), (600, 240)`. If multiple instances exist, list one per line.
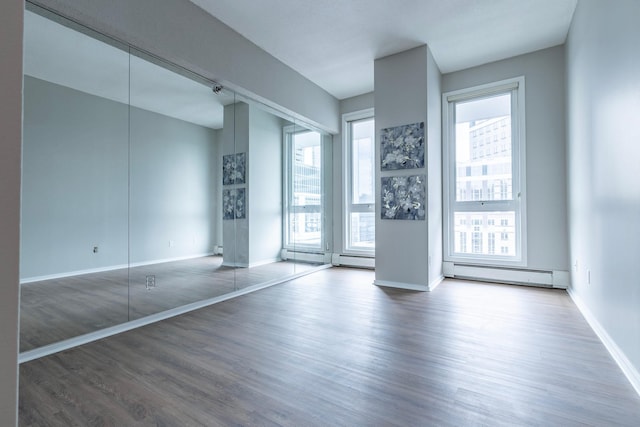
(20, 252), (215, 284)
(342, 108), (376, 256)
(442, 76), (527, 267)
(19, 264), (332, 363)
(280, 249), (326, 264)
(447, 264), (554, 287)
(282, 124), (327, 253)
(373, 279), (428, 292)
(331, 253), (375, 269)
(568, 288), (640, 398)
(428, 275), (445, 291)
(445, 79), (520, 102)
(222, 257), (281, 269)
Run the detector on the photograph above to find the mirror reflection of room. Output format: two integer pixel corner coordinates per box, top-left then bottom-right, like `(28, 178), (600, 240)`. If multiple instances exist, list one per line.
(20, 7), (327, 353)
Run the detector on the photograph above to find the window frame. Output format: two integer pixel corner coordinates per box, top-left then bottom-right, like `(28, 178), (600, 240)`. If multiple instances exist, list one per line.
(442, 76), (527, 266)
(342, 108), (375, 256)
(283, 124), (325, 253)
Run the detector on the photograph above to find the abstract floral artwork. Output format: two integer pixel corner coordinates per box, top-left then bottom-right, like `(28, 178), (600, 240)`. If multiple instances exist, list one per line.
(381, 175), (426, 220)
(380, 122), (425, 170)
(223, 152), (246, 185)
(223, 188), (246, 220)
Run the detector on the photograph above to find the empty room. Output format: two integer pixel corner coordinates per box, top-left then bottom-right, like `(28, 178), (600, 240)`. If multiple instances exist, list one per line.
(1, 0), (639, 425)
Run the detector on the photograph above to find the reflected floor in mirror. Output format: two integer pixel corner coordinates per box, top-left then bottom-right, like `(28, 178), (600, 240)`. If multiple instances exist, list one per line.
(20, 256), (318, 352)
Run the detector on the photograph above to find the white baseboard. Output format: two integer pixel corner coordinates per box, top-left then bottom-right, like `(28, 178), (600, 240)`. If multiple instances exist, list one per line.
(280, 249), (327, 264)
(428, 275), (445, 291)
(222, 257), (281, 269)
(568, 288), (640, 397)
(373, 279), (428, 292)
(331, 253), (375, 269)
(443, 263), (568, 289)
(20, 252), (215, 284)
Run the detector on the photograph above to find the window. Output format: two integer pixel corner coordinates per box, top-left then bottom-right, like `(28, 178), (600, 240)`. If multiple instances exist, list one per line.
(284, 125), (324, 251)
(443, 77), (526, 265)
(488, 233), (496, 254)
(343, 109), (375, 254)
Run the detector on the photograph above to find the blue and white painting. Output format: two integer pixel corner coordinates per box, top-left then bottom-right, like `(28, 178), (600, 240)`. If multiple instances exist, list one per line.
(223, 152), (246, 185)
(380, 122), (425, 170)
(381, 175), (426, 220)
(223, 188), (246, 220)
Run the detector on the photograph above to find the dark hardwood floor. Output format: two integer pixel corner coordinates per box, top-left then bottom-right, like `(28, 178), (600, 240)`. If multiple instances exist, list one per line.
(20, 256), (316, 351)
(19, 268), (640, 426)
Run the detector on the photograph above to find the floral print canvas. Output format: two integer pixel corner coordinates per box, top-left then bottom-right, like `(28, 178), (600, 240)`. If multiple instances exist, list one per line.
(223, 188), (246, 220)
(381, 175), (426, 220)
(223, 152), (246, 185)
(380, 122), (425, 170)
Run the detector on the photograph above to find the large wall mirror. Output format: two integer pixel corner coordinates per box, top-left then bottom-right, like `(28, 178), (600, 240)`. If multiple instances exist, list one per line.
(20, 4), (332, 356)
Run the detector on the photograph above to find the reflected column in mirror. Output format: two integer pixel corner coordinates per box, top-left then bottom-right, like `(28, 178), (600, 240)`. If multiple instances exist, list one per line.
(20, 8), (130, 351)
(226, 97), (297, 289)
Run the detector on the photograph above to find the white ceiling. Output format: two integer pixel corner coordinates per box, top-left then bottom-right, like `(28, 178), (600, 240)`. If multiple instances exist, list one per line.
(24, 10), (233, 129)
(190, 0), (578, 100)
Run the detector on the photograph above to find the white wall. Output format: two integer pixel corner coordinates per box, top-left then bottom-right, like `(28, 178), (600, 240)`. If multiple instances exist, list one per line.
(31, 0), (340, 134)
(442, 46), (569, 272)
(566, 0), (640, 382)
(374, 46), (432, 290)
(0, 0), (22, 423)
(426, 48), (443, 287)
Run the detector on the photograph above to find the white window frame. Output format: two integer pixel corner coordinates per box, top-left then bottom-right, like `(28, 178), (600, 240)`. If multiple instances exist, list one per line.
(442, 76), (527, 266)
(342, 108), (375, 256)
(283, 124), (324, 253)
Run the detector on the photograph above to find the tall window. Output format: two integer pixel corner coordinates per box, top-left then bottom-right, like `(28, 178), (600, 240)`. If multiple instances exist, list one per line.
(343, 109), (375, 254)
(284, 125), (324, 251)
(443, 77), (526, 265)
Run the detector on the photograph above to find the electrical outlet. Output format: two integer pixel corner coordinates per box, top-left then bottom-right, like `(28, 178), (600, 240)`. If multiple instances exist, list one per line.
(145, 275), (156, 290)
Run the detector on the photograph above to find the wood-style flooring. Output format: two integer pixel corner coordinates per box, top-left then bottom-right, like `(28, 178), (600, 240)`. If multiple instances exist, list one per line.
(19, 268), (640, 426)
(20, 256), (316, 351)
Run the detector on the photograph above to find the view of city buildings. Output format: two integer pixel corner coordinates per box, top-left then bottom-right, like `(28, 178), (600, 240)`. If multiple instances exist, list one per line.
(454, 104), (516, 257)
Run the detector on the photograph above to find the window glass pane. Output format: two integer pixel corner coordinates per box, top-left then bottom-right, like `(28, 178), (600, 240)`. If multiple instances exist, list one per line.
(351, 118), (375, 204)
(350, 212), (375, 249)
(292, 131), (321, 206)
(289, 211), (321, 247)
(455, 94), (512, 202)
(453, 211), (516, 256)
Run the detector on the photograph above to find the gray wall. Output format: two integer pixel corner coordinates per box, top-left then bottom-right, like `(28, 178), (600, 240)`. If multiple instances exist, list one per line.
(248, 105), (284, 266)
(443, 45), (569, 272)
(22, 76), (219, 279)
(0, 0), (21, 423)
(22, 76), (129, 278)
(129, 107), (218, 264)
(566, 0), (640, 377)
(32, 0), (340, 134)
(374, 46), (431, 288)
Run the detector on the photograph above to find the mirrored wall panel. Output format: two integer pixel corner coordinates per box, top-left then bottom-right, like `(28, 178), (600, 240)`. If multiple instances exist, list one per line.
(20, 5), (331, 354)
